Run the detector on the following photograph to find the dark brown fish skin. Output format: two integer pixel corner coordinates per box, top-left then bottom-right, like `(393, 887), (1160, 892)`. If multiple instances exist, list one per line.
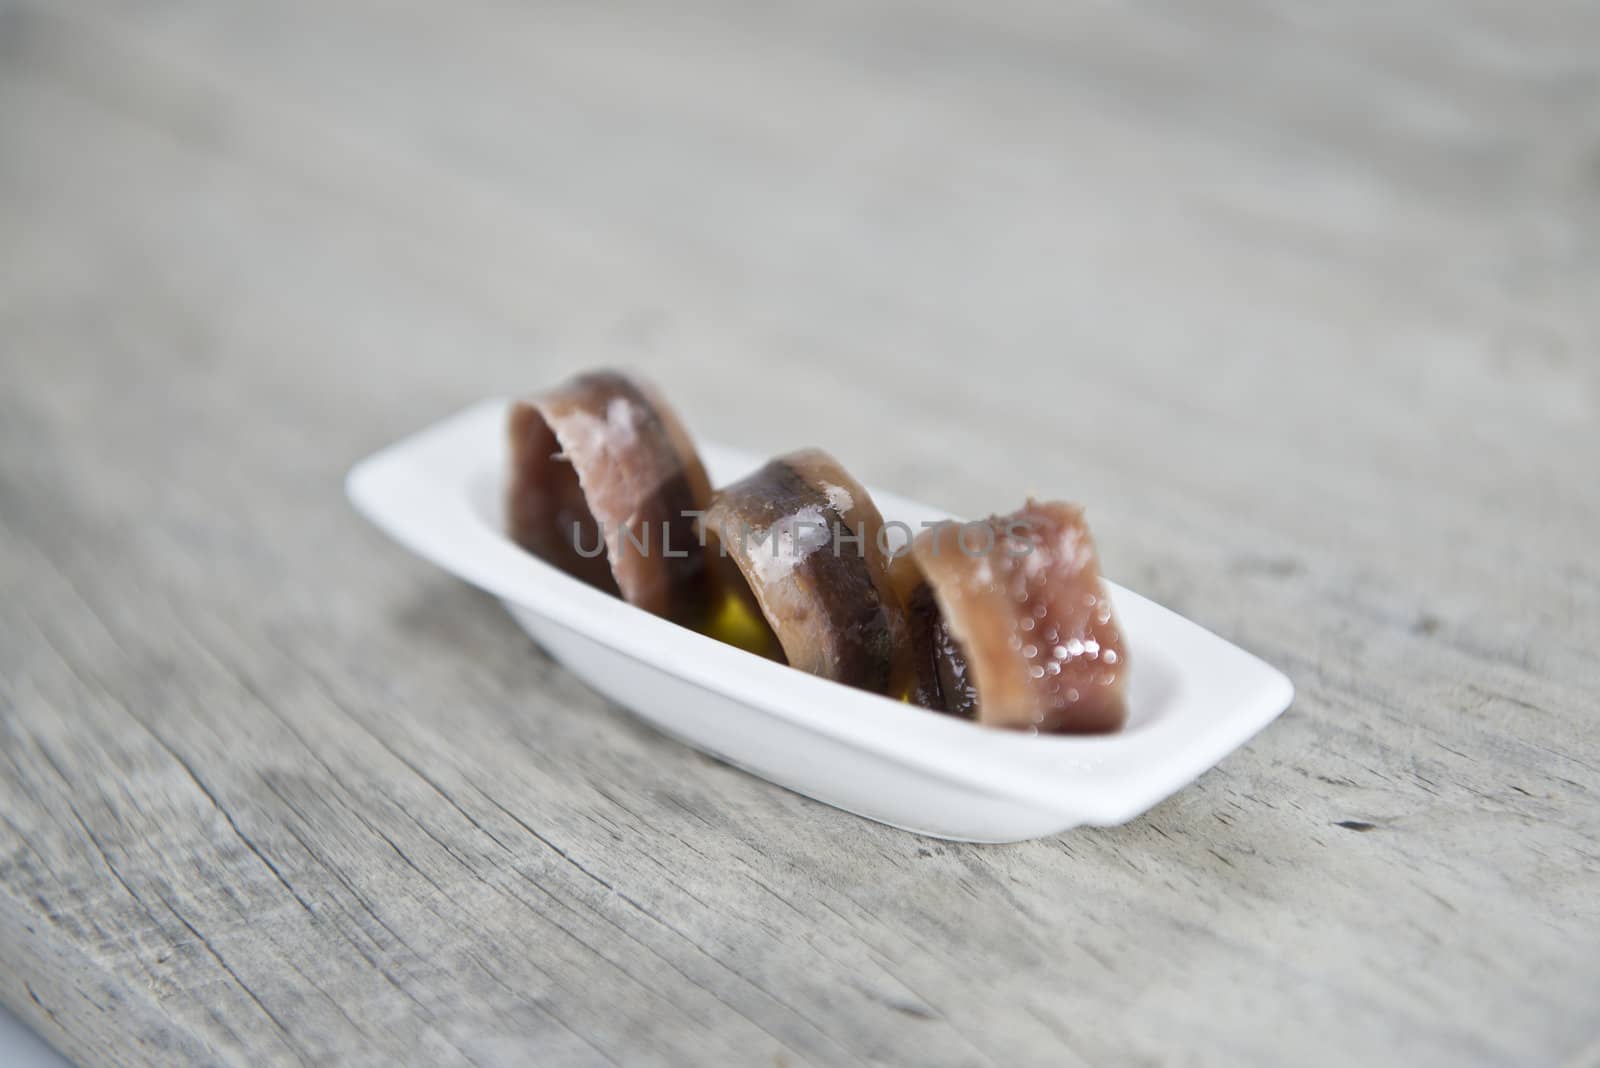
(506, 399), (618, 596)
(902, 502), (1127, 734)
(704, 449), (910, 695)
(506, 370), (717, 627)
(888, 556), (976, 718)
(898, 574), (947, 710)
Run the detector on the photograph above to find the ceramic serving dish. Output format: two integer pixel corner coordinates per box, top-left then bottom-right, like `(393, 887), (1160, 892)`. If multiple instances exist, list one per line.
(347, 399), (1294, 842)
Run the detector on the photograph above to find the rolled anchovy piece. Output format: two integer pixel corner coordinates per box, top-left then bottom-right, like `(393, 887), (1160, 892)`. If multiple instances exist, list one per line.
(899, 501), (1127, 733)
(506, 370), (720, 627)
(704, 449), (910, 694)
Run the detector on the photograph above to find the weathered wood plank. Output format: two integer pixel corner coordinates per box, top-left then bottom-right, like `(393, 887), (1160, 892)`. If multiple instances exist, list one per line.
(1, 1), (1597, 1064)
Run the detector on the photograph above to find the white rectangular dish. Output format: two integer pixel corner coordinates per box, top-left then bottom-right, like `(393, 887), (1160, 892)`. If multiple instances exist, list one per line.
(346, 400), (1294, 842)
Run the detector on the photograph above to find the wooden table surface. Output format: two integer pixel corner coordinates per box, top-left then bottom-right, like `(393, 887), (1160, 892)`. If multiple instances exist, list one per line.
(3, 2), (1598, 1065)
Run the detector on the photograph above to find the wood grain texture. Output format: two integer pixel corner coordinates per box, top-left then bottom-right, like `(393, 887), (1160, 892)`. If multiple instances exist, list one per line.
(2, 1), (1597, 1064)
